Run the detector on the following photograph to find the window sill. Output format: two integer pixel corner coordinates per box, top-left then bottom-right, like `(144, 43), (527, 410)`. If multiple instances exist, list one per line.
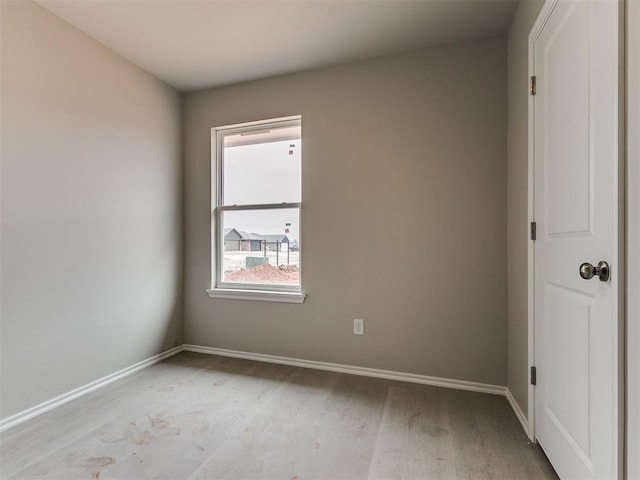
(206, 288), (306, 304)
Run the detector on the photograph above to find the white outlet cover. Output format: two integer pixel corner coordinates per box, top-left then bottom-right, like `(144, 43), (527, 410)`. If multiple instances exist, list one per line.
(353, 319), (364, 335)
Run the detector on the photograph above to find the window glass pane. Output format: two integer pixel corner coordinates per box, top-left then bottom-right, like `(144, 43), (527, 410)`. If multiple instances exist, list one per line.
(221, 208), (300, 286)
(222, 124), (301, 205)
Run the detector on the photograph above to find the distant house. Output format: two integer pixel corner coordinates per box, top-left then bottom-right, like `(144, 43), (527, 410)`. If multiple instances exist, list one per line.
(261, 234), (289, 252)
(223, 228), (289, 252)
(223, 228), (240, 250)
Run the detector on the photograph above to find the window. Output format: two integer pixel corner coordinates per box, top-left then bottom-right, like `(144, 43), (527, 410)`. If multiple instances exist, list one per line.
(208, 116), (304, 303)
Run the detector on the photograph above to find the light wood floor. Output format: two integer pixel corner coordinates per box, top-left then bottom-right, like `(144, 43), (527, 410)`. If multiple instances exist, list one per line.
(1, 352), (558, 479)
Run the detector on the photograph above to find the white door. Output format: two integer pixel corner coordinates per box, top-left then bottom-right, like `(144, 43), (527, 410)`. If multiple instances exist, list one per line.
(532, 1), (622, 479)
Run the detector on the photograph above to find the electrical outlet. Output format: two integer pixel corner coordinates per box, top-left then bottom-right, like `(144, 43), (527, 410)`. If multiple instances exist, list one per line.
(353, 318), (364, 335)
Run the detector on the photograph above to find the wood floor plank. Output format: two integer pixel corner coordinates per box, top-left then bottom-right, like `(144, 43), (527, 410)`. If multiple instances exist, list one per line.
(0, 352), (558, 480)
(187, 370), (388, 480)
(0, 362), (200, 478)
(6, 355), (299, 479)
(368, 384), (456, 480)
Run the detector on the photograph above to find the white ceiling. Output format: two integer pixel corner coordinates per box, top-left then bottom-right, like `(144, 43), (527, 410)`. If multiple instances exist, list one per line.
(37, 0), (519, 92)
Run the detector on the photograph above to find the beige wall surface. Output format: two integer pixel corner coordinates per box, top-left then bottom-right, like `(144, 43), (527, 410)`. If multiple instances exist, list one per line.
(183, 36), (508, 386)
(506, 0), (544, 418)
(0, 1), (183, 419)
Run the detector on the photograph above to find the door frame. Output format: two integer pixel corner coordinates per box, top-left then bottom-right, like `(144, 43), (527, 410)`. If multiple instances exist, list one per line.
(526, 0), (626, 474)
(626, 0), (639, 477)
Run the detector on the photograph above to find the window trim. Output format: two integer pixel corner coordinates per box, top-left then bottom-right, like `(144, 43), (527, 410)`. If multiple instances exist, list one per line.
(209, 115), (305, 302)
(205, 288), (306, 304)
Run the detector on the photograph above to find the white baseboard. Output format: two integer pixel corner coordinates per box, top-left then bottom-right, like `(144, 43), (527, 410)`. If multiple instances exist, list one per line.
(184, 346), (532, 435)
(0, 345), (184, 433)
(506, 387), (529, 435)
(182, 344), (507, 396)
(1, 344), (531, 438)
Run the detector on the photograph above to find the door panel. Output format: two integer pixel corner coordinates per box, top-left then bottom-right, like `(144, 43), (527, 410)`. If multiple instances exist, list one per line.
(545, 284), (591, 457)
(532, 1), (620, 479)
(544, 2), (590, 236)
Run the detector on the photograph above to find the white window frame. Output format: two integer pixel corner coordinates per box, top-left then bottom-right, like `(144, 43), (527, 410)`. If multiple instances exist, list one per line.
(206, 115), (305, 303)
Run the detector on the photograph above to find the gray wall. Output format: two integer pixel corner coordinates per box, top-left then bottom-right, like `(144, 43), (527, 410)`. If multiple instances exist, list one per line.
(506, 0), (544, 417)
(0, 1), (183, 419)
(184, 36), (508, 386)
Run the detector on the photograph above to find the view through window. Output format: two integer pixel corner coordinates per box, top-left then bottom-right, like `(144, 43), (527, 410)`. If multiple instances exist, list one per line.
(213, 116), (301, 291)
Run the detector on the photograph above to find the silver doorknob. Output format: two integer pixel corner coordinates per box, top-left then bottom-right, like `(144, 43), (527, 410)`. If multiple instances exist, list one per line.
(579, 261), (610, 282)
